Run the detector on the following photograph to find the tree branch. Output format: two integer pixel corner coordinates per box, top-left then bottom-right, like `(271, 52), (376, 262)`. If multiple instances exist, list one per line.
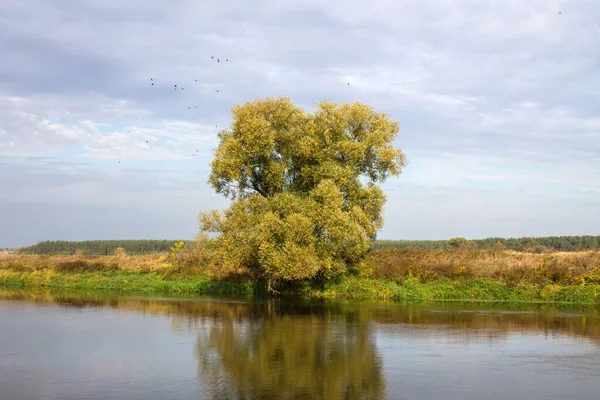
(251, 179), (267, 197)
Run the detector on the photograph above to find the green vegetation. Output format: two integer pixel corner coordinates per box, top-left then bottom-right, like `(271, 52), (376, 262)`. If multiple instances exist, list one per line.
(314, 277), (600, 304)
(7, 98), (599, 300)
(0, 268), (255, 297)
(1, 266), (598, 305)
(2, 250), (600, 305)
(198, 97), (405, 290)
(17, 235), (600, 256)
(19, 240), (192, 255)
(373, 235), (600, 252)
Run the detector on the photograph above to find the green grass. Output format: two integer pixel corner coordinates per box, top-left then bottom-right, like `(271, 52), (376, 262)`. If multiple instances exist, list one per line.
(2, 268), (599, 305)
(0, 269), (257, 296)
(307, 276), (600, 305)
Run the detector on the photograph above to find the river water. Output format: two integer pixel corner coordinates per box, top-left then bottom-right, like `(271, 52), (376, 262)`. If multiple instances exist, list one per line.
(0, 288), (599, 400)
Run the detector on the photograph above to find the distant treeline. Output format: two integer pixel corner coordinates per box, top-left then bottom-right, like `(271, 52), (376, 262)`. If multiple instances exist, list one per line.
(373, 236), (600, 252)
(19, 240), (192, 255)
(15, 236), (600, 255)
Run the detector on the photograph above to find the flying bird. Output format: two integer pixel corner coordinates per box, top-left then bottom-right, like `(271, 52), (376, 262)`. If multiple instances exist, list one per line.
(226, 59), (229, 62)
(211, 56), (214, 59)
(195, 79), (198, 81)
(216, 89), (219, 93)
(217, 59), (220, 63)
(188, 107), (191, 109)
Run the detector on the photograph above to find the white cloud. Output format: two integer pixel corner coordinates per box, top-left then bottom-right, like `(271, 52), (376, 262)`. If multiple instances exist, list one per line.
(1, 0), (600, 244)
(0, 94), (220, 159)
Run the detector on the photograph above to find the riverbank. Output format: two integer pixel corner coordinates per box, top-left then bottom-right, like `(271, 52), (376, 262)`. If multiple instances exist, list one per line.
(1, 251), (600, 304)
(1, 265), (599, 305)
(0, 268), (256, 296)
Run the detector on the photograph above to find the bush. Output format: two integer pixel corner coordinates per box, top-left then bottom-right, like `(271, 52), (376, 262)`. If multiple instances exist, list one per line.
(449, 237), (470, 249)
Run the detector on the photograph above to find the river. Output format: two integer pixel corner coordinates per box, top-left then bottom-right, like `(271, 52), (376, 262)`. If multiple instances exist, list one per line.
(1, 288), (599, 399)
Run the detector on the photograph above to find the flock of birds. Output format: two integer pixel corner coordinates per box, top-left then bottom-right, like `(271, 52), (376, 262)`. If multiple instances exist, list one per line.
(115, 9), (597, 168)
(118, 54), (354, 165)
(96, 9), (599, 215)
(133, 54), (351, 213)
(149, 56), (230, 92)
(123, 56), (233, 162)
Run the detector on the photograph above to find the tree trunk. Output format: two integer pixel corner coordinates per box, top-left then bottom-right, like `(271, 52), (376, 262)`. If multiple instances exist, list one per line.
(267, 279), (280, 295)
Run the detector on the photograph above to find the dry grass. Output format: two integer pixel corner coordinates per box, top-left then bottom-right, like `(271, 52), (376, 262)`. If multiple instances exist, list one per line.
(0, 240), (215, 277)
(3, 248), (600, 288)
(368, 248), (600, 286)
(0, 253), (173, 273)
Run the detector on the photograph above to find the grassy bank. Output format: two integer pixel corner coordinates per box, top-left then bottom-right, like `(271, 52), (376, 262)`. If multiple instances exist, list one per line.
(0, 268), (257, 296)
(312, 276), (600, 304)
(0, 252), (256, 295)
(1, 250), (600, 304)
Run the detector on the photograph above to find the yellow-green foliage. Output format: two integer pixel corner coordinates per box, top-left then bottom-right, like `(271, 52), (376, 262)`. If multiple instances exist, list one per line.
(209, 97), (405, 200)
(170, 241), (185, 256)
(199, 182), (374, 284)
(201, 97), (406, 288)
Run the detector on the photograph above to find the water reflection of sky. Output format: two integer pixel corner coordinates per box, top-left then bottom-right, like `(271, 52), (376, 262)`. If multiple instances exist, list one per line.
(376, 329), (600, 400)
(1, 291), (600, 400)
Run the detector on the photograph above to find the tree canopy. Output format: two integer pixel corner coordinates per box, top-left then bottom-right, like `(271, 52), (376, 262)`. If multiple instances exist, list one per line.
(199, 97), (406, 289)
(208, 97), (404, 201)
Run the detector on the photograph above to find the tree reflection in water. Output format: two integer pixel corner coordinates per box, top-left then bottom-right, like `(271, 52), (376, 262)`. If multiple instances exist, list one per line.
(3, 288), (600, 399)
(195, 301), (385, 400)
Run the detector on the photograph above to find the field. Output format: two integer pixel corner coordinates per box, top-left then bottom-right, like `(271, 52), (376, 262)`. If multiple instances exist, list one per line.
(367, 248), (600, 286)
(2, 249), (600, 304)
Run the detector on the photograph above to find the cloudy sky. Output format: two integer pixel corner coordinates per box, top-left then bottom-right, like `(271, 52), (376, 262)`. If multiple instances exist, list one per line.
(1, 0), (600, 247)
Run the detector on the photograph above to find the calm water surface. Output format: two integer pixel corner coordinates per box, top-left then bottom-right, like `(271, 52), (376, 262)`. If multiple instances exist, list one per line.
(1, 289), (599, 400)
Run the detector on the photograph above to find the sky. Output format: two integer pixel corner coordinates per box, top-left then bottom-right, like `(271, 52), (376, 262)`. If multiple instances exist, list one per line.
(1, 0), (600, 247)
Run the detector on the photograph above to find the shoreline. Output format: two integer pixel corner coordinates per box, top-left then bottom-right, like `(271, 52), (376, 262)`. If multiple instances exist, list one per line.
(1, 268), (599, 306)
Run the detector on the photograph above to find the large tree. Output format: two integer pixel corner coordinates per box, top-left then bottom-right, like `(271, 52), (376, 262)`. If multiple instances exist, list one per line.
(199, 97), (405, 289)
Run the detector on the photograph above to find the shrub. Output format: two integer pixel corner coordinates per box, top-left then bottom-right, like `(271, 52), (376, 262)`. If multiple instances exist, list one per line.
(449, 237), (470, 249)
